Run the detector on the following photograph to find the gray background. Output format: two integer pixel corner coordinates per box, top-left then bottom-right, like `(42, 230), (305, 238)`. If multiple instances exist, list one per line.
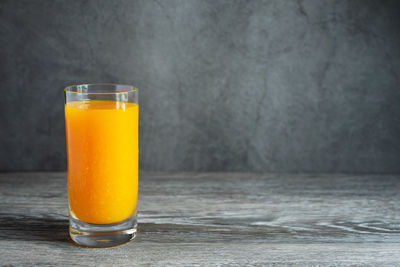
(0, 0), (399, 173)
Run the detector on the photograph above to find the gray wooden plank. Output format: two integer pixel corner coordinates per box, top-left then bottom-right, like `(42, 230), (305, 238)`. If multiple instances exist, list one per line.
(1, 172), (400, 266)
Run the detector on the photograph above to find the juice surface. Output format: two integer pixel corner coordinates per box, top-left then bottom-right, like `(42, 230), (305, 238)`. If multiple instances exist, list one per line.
(65, 100), (138, 224)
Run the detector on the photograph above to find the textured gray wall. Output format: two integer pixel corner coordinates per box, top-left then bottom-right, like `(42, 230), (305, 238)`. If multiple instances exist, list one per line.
(0, 0), (399, 173)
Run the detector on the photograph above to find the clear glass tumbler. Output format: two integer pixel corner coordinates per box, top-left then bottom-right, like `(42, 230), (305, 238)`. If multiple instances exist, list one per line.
(64, 84), (139, 247)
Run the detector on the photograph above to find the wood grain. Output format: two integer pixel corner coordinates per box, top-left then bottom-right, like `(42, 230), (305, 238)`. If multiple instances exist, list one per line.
(1, 172), (400, 266)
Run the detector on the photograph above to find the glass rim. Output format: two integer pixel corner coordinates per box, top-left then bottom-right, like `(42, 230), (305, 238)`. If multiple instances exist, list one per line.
(64, 83), (138, 95)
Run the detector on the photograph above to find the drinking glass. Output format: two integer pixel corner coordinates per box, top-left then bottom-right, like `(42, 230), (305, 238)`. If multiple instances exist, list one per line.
(64, 83), (139, 247)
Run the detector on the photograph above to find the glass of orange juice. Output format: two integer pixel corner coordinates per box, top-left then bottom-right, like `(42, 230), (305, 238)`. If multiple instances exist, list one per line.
(64, 84), (139, 247)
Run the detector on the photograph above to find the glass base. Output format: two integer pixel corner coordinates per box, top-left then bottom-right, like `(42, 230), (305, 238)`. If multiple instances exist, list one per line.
(69, 213), (137, 247)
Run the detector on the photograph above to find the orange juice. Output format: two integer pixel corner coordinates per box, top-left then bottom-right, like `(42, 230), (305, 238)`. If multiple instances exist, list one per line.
(65, 100), (138, 225)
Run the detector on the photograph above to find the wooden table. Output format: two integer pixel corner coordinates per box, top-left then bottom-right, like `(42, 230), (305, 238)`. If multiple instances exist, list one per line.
(1, 172), (399, 266)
